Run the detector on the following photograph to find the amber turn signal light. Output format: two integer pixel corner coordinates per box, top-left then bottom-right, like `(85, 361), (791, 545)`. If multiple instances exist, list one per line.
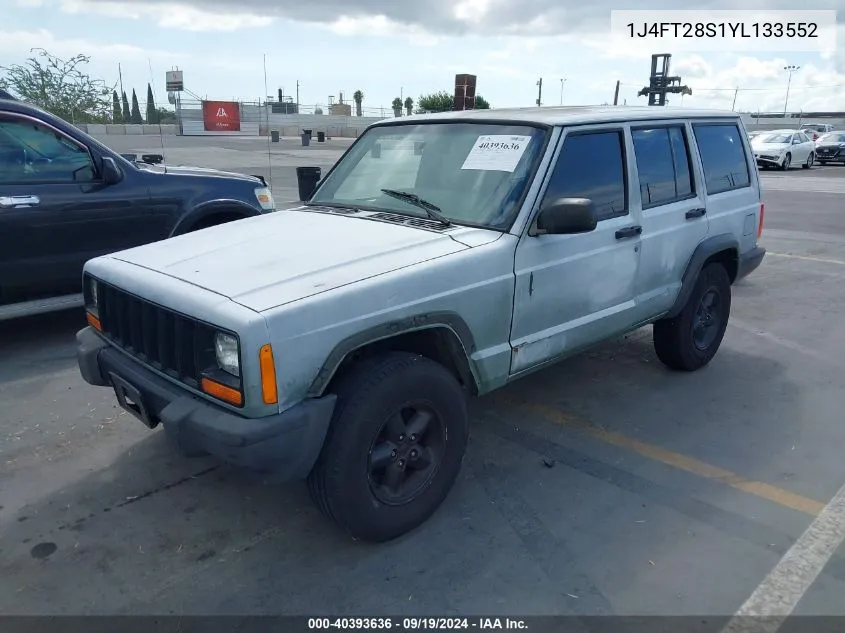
(201, 377), (243, 406)
(86, 312), (102, 332)
(259, 344), (278, 405)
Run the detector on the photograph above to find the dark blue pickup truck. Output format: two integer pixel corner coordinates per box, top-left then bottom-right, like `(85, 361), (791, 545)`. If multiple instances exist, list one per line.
(0, 95), (276, 320)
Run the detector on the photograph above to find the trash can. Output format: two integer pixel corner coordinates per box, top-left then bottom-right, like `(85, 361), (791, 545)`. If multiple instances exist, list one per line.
(303, 129), (313, 139)
(317, 131), (326, 143)
(301, 132), (311, 147)
(270, 130), (279, 143)
(296, 166), (322, 201)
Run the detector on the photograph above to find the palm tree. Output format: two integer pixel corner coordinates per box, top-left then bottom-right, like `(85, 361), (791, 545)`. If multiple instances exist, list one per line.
(391, 97), (403, 117)
(404, 96), (414, 116)
(353, 90), (364, 117)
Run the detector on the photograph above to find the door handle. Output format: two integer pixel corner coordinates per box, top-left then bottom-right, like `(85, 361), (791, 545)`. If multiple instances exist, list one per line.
(615, 225), (642, 240)
(685, 207), (706, 219)
(0, 195), (40, 208)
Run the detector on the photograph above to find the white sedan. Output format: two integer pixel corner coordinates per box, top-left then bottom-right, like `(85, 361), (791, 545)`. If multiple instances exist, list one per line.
(751, 129), (816, 170)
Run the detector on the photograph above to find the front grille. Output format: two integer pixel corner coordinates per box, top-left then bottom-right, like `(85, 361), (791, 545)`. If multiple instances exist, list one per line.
(95, 281), (218, 390)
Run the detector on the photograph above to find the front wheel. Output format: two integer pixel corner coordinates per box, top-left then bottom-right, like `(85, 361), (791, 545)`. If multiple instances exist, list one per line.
(803, 152), (814, 169)
(653, 263), (732, 372)
(781, 153), (792, 170)
(308, 352), (469, 542)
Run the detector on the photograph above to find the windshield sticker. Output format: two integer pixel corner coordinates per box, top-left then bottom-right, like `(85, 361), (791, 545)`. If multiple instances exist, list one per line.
(461, 135), (531, 172)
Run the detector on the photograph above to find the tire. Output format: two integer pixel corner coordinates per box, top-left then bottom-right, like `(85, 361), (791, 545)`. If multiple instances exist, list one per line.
(653, 263), (732, 372)
(307, 351), (469, 542)
(803, 152), (814, 169)
(780, 153), (791, 170)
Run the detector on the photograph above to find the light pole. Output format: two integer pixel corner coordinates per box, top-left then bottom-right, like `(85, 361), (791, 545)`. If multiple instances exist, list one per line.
(559, 77), (567, 105)
(536, 78), (543, 106)
(783, 65), (800, 115)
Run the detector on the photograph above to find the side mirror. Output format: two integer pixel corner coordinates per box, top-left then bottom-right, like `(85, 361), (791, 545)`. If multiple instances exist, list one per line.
(535, 197), (598, 235)
(101, 157), (123, 185)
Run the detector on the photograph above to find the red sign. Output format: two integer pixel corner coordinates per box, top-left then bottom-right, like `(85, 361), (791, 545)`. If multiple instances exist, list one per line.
(202, 100), (240, 132)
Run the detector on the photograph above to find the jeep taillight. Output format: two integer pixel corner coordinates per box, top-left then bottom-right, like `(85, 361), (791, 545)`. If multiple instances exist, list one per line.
(757, 202), (765, 239)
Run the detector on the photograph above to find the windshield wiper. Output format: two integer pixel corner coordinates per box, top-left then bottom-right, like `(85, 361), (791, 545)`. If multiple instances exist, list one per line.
(380, 189), (451, 226)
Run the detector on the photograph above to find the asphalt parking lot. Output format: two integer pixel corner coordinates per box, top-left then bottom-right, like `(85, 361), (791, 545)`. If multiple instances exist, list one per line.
(1, 138), (845, 617)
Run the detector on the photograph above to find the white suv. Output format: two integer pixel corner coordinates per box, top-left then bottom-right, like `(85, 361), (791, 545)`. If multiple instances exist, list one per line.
(77, 106), (766, 542)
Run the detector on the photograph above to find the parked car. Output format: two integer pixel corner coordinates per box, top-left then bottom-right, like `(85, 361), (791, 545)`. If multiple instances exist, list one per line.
(814, 131), (845, 165)
(0, 96), (276, 320)
(802, 122), (835, 138)
(750, 129), (816, 170)
(76, 106), (765, 542)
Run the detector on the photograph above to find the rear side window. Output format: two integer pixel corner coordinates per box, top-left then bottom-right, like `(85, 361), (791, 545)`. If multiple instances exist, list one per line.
(631, 126), (694, 208)
(543, 130), (627, 221)
(692, 123), (750, 195)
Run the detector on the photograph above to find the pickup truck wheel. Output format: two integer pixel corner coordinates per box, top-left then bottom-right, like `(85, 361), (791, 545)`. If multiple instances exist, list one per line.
(653, 263), (731, 372)
(307, 352), (469, 542)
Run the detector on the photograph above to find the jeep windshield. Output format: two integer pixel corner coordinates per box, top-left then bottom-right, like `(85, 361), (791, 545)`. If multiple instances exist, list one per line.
(308, 122), (549, 231)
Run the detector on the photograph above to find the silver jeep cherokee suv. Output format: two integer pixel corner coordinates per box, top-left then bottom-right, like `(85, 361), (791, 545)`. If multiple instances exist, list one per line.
(76, 106), (766, 542)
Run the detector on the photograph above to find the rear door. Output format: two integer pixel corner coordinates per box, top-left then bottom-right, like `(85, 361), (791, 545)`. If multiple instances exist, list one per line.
(629, 121), (709, 320)
(0, 111), (155, 301)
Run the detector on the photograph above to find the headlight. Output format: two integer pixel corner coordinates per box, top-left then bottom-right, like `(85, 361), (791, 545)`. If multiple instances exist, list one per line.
(214, 332), (240, 377)
(254, 187), (275, 211)
(86, 277), (99, 315)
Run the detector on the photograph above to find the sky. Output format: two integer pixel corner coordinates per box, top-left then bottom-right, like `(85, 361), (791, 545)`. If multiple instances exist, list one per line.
(2, 0), (843, 116)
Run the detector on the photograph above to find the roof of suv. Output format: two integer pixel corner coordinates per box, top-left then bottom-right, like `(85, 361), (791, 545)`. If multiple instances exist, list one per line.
(376, 105), (739, 127)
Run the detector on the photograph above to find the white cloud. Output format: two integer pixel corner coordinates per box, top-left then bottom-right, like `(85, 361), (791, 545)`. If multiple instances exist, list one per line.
(0, 28), (181, 61)
(316, 15), (442, 46)
(30, 0), (275, 31)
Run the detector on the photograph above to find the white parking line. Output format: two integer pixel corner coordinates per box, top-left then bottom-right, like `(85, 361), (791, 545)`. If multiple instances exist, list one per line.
(767, 252), (845, 266)
(720, 480), (845, 633)
(729, 318), (843, 367)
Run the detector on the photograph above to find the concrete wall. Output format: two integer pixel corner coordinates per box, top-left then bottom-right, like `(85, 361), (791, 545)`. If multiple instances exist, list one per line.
(77, 123), (179, 135)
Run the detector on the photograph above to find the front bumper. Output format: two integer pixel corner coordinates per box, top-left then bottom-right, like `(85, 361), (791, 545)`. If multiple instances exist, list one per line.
(755, 155), (784, 168)
(736, 246), (766, 282)
(815, 148), (843, 162)
(76, 326), (336, 481)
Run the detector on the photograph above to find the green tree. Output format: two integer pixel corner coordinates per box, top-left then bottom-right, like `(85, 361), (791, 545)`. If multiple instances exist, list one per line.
(404, 96), (414, 116)
(121, 91), (130, 121)
(391, 96), (403, 116)
(112, 89), (122, 122)
(353, 89), (364, 117)
(416, 91), (491, 113)
(0, 48), (112, 123)
(154, 107), (176, 124)
(145, 83), (158, 124)
(130, 89), (143, 124)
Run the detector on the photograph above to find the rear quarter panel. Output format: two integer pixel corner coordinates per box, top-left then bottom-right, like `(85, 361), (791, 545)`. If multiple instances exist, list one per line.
(693, 117), (762, 258)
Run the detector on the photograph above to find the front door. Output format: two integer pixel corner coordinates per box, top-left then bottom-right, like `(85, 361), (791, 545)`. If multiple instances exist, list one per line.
(510, 125), (642, 375)
(0, 112), (154, 302)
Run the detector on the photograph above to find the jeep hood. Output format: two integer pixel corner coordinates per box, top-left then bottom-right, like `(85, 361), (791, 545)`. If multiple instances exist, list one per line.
(108, 209), (470, 312)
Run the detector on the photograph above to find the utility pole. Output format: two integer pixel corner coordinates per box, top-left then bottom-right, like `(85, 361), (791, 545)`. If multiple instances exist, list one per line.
(118, 63), (124, 99)
(296, 80), (300, 112)
(536, 78), (543, 107)
(559, 77), (566, 105)
(731, 86), (739, 111)
(613, 80), (620, 105)
(783, 65), (800, 115)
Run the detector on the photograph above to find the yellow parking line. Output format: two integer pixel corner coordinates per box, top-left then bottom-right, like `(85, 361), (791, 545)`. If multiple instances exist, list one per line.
(767, 252), (845, 266)
(497, 397), (825, 516)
